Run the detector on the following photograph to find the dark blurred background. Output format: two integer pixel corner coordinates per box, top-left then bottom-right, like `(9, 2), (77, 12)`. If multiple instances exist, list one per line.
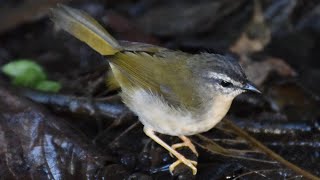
(0, 0), (319, 179)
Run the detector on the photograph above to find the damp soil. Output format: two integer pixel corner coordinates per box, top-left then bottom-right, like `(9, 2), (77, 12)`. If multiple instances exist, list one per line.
(0, 0), (319, 179)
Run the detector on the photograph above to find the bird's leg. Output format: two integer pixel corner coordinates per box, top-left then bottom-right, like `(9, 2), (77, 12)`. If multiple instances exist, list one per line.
(144, 128), (198, 175)
(171, 136), (198, 156)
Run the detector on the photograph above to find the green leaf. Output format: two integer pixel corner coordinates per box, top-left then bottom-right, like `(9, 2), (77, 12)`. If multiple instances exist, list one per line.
(1, 59), (62, 92)
(35, 80), (61, 93)
(1, 59), (46, 79)
(12, 68), (46, 87)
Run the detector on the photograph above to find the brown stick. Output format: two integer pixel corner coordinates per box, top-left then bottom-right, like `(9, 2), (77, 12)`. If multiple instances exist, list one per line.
(224, 119), (320, 180)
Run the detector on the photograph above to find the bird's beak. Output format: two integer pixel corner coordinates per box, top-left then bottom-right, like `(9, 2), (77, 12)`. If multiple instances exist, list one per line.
(243, 82), (261, 93)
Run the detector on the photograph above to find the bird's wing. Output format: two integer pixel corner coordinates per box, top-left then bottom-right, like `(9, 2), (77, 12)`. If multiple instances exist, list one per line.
(119, 41), (167, 53)
(109, 51), (202, 110)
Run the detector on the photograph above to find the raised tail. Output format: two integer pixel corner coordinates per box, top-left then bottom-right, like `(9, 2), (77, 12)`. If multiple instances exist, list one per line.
(50, 4), (122, 55)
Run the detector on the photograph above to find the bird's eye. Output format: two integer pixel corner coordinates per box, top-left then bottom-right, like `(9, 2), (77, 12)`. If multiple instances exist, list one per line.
(220, 80), (233, 87)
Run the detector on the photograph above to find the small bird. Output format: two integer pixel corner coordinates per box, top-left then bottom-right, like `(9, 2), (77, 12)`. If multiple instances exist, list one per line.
(50, 5), (260, 175)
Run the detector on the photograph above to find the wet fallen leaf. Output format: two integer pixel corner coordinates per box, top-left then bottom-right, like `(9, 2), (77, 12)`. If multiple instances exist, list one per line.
(0, 82), (115, 179)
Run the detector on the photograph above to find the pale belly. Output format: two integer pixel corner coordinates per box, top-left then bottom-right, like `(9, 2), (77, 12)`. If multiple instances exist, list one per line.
(122, 89), (233, 136)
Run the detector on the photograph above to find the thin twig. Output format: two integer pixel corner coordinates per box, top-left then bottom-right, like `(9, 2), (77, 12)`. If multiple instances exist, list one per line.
(192, 134), (276, 164)
(224, 119), (320, 180)
(108, 121), (140, 147)
(233, 168), (286, 180)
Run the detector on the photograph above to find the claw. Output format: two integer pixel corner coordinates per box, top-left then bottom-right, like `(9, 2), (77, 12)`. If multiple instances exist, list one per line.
(169, 158), (198, 175)
(171, 143), (198, 156)
(170, 136), (198, 157)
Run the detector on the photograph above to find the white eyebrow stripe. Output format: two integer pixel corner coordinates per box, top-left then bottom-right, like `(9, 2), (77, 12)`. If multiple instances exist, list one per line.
(206, 72), (242, 86)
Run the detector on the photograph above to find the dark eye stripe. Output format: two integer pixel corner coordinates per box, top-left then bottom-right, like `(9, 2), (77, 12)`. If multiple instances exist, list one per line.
(203, 75), (243, 89)
(220, 80), (232, 87)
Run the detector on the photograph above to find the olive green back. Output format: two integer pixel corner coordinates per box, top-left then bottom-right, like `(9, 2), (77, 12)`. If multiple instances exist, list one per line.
(109, 50), (202, 110)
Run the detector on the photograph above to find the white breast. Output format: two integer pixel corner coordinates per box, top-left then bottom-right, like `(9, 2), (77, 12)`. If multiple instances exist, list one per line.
(122, 88), (234, 136)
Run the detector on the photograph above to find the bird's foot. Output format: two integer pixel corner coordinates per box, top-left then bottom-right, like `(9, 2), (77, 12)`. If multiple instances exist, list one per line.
(143, 128), (198, 175)
(169, 154), (198, 175)
(171, 136), (198, 156)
